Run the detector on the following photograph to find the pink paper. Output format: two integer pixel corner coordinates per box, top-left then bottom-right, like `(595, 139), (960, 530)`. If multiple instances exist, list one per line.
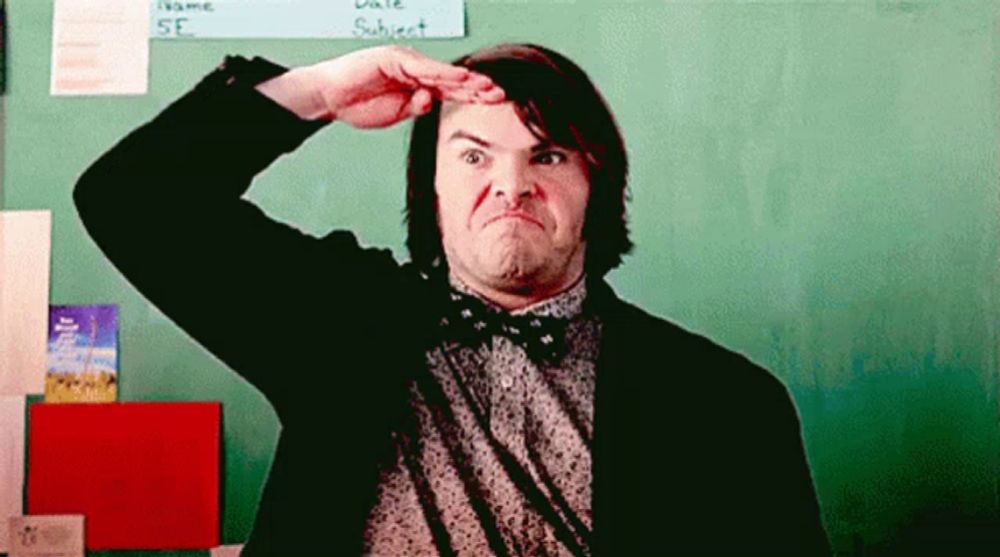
(50, 0), (151, 96)
(0, 211), (51, 395)
(0, 396), (26, 553)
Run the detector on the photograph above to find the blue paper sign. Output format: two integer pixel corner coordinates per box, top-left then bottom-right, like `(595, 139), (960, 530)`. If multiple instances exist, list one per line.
(152, 0), (464, 40)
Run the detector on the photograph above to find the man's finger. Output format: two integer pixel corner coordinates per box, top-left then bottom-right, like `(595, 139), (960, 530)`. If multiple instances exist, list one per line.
(432, 77), (503, 95)
(392, 64), (475, 97)
(419, 72), (496, 92)
(475, 86), (506, 103)
(463, 73), (497, 90)
(407, 88), (434, 116)
(433, 80), (506, 104)
(435, 86), (477, 103)
(399, 55), (471, 84)
(436, 88), (506, 106)
(393, 51), (504, 104)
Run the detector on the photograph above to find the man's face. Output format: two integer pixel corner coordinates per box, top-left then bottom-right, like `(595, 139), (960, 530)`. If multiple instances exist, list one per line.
(434, 101), (590, 300)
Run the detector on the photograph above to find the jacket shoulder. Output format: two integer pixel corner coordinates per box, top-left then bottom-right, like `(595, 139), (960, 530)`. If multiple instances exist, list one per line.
(602, 295), (793, 406)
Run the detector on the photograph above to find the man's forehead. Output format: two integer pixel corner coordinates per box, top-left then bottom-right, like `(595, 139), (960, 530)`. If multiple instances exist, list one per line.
(438, 101), (552, 150)
(439, 100), (502, 121)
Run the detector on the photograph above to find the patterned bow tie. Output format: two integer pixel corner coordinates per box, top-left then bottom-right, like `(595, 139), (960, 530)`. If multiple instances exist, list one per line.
(438, 289), (569, 365)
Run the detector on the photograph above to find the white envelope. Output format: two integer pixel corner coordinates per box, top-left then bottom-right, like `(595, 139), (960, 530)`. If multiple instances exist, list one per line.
(8, 515), (84, 557)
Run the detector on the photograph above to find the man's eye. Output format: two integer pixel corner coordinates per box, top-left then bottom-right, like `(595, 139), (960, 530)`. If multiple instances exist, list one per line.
(533, 151), (567, 165)
(462, 150), (485, 165)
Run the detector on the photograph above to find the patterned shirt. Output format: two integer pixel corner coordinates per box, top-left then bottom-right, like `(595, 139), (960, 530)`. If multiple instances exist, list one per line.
(363, 276), (600, 556)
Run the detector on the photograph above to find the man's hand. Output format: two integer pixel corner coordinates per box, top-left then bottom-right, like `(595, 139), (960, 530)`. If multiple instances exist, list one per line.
(256, 45), (505, 126)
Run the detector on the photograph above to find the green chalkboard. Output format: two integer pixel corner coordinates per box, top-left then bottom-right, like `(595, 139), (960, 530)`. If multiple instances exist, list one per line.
(3, 1), (998, 554)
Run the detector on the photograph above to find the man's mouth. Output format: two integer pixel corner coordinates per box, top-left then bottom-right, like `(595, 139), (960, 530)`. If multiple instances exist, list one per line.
(484, 212), (545, 229)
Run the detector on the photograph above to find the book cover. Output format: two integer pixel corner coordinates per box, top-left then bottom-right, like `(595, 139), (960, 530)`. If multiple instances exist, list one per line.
(27, 402), (221, 549)
(45, 305), (118, 403)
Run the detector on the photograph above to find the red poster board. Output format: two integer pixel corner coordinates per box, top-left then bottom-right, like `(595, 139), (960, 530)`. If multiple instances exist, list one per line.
(27, 402), (220, 549)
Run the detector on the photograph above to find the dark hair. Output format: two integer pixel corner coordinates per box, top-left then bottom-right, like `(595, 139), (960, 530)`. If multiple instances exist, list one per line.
(405, 43), (631, 277)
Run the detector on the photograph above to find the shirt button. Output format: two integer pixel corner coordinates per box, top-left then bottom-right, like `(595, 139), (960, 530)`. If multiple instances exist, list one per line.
(500, 375), (514, 389)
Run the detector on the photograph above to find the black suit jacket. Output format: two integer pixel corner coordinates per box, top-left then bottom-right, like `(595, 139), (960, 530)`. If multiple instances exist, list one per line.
(73, 56), (829, 556)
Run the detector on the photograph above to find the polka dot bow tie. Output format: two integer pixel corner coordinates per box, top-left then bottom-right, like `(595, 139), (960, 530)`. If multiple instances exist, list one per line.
(439, 289), (570, 365)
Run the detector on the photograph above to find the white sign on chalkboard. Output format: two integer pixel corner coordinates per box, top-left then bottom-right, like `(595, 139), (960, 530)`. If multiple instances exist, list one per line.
(151, 0), (464, 40)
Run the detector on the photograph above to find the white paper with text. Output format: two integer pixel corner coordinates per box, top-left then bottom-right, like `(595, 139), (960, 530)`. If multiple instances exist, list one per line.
(152, 0), (464, 39)
(51, 0), (151, 95)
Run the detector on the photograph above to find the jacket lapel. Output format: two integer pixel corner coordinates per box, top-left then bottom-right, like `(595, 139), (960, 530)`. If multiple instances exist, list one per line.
(588, 278), (649, 555)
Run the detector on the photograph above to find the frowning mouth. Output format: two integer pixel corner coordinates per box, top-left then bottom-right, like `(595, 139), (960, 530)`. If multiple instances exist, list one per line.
(484, 212), (545, 229)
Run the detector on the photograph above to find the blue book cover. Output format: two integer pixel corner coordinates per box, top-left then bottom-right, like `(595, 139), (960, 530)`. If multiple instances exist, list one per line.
(45, 304), (118, 403)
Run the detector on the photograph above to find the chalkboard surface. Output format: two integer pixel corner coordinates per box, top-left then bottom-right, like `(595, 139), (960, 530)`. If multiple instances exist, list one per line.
(4, 1), (998, 554)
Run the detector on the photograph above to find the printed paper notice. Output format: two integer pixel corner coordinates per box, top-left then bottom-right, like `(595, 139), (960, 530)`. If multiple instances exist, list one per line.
(0, 211), (51, 396)
(8, 515), (85, 557)
(51, 0), (151, 96)
(0, 397), (26, 553)
(152, 0), (464, 40)
(210, 544), (244, 557)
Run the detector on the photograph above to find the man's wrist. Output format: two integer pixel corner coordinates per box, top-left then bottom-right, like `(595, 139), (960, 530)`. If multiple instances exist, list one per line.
(186, 55), (330, 154)
(207, 55), (288, 89)
(255, 65), (332, 122)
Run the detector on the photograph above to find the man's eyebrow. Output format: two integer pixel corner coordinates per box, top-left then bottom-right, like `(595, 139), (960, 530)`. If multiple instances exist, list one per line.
(447, 131), (492, 148)
(447, 130), (561, 152)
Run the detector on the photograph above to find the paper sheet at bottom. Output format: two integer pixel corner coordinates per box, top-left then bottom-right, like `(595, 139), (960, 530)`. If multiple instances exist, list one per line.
(0, 396), (26, 553)
(210, 544), (244, 557)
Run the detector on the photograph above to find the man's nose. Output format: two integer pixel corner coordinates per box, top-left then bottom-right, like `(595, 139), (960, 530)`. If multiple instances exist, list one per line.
(492, 160), (534, 205)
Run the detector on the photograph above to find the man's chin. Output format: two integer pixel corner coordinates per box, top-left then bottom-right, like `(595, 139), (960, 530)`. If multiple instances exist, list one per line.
(488, 264), (535, 286)
(449, 240), (560, 293)
(480, 253), (542, 289)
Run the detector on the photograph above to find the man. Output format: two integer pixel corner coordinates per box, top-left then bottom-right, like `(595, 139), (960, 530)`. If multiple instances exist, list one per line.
(74, 44), (829, 555)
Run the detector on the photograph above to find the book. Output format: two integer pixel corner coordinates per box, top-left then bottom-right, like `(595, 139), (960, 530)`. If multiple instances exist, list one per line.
(45, 305), (118, 403)
(27, 402), (221, 549)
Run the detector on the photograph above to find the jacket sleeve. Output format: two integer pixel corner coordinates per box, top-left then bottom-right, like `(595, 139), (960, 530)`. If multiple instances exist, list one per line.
(73, 56), (404, 410)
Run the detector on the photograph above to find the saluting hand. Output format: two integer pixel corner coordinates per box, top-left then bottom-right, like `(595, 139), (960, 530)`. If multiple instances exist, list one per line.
(256, 45), (506, 127)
